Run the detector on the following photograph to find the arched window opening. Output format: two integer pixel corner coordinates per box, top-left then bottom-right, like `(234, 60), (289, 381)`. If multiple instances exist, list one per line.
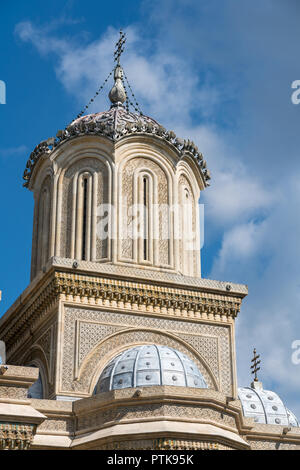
(73, 172), (94, 262)
(82, 177), (88, 261)
(182, 187), (194, 277)
(36, 186), (50, 272)
(143, 176), (148, 261)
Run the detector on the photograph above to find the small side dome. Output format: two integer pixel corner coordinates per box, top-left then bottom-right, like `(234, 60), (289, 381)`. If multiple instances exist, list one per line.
(27, 372), (43, 399)
(95, 344), (208, 393)
(238, 386), (299, 427)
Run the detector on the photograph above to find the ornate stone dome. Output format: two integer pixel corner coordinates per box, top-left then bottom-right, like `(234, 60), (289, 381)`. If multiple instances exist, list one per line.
(23, 104), (210, 189)
(95, 345), (208, 393)
(70, 105), (161, 139)
(238, 386), (299, 427)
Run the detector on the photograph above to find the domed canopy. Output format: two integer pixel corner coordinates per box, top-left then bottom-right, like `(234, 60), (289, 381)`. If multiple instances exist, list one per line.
(95, 344), (208, 393)
(23, 106), (210, 189)
(238, 386), (299, 427)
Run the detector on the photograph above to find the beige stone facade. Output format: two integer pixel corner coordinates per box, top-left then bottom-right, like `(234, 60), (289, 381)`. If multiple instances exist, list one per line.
(1, 65), (299, 450)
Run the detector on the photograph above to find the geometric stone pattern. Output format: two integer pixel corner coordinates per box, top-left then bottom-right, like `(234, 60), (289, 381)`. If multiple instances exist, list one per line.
(37, 417), (74, 434)
(248, 439), (300, 450)
(78, 321), (125, 370)
(61, 306), (232, 395)
(96, 440), (231, 450)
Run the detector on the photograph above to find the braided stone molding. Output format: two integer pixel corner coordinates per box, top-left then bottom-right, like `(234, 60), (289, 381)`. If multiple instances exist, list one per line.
(247, 439), (300, 450)
(0, 386), (28, 400)
(76, 403), (237, 433)
(37, 417), (74, 434)
(97, 439), (227, 450)
(0, 422), (36, 450)
(23, 107), (211, 188)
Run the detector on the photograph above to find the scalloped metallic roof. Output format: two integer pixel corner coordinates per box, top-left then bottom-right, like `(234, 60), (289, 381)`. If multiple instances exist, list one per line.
(23, 105), (210, 189)
(94, 344), (208, 393)
(238, 386), (299, 427)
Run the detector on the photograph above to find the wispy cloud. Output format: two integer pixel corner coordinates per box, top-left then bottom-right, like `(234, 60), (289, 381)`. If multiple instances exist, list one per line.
(0, 145), (27, 158)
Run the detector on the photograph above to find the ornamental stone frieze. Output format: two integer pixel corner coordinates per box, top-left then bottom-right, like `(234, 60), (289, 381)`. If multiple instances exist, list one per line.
(0, 258), (246, 359)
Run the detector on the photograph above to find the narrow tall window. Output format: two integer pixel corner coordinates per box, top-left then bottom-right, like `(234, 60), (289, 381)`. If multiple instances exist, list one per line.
(143, 177), (148, 260)
(82, 177), (88, 260)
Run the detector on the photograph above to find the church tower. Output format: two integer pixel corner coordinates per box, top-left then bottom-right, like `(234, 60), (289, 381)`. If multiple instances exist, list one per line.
(1, 32), (299, 450)
(28, 70), (208, 281)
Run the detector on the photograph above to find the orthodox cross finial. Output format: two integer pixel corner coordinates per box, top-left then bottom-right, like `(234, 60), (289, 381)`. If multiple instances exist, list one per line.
(109, 30), (127, 106)
(251, 348), (261, 382)
(114, 30), (126, 65)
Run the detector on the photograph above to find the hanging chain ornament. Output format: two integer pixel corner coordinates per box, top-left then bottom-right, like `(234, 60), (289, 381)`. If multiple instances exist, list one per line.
(69, 29), (143, 125)
(70, 68), (114, 124)
(122, 71), (143, 115)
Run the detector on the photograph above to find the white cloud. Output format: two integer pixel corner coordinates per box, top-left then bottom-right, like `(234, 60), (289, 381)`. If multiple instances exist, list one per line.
(211, 219), (266, 275)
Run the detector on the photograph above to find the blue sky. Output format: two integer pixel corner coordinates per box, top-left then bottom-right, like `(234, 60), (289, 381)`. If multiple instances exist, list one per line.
(1, 0), (300, 415)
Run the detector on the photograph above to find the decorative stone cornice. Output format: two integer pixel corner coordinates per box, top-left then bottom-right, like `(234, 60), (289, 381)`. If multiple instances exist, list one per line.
(98, 438), (224, 450)
(54, 272), (242, 318)
(0, 267), (244, 361)
(23, 107), (211, 188)
(51, 257), (248, 295)
(0, 276), (60, 353)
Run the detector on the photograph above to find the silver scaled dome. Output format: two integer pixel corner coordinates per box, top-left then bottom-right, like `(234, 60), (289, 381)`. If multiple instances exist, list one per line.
(238, 386), (299, 427)
(95, 344), (208, 393)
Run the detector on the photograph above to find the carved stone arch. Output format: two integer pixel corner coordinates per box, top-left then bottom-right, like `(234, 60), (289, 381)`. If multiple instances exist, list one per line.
(176, 163), (201, 278)
(59, 154), (112, 260)
(23, 346), (50, 399)
(116, 134), (179, 172)
(133, 168), (158, 265)
(75, 328), (219, 394)
(180, 154), (205, 190)
(117, 148), (175, 189)
(51, 136), (114, 171)
(29, 152), (53, 191)
(50, 138), (114, 259)
(176, 161), (200, 202)
(31, 174), (52, 278)
(35, 165), (54, 193)
(117, 153), (174, 268)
